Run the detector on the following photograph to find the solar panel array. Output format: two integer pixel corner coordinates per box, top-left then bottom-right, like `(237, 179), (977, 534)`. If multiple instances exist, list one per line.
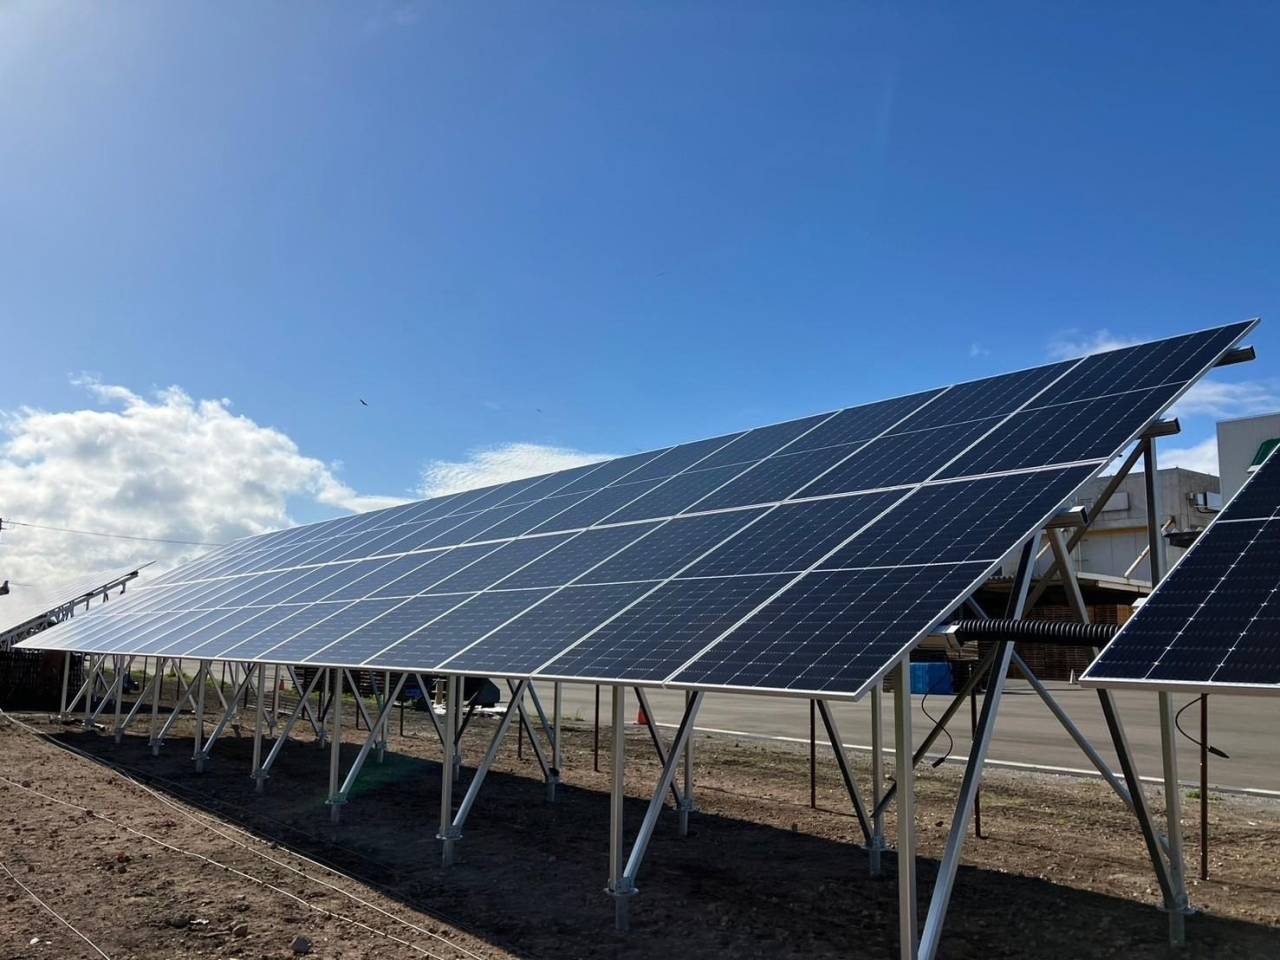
(1083, 441), (1280, 694)
(21, 321), (1255, 699)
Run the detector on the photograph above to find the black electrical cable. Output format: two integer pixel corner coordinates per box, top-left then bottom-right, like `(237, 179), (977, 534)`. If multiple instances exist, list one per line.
(1175, 697), (1229, 759)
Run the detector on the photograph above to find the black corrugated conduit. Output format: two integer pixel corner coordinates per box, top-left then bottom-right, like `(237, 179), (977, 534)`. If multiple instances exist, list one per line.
(947, 618), (1118, 645)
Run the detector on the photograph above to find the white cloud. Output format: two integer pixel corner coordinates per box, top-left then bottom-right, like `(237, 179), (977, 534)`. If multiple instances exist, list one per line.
(418, 442), (616, 497)
(1160, 436), (1219, 475)
(0, 380), (405, 587)
(1047, 329), (1141, 360)
(968, 342), (990, 359)
(1169, 378), (1279, 420)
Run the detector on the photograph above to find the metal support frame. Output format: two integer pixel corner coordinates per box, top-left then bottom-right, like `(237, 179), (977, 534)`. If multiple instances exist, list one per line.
(258, 667), (325, 782)
(412, 673), (447, 747)
(252, 663), (267, 792)
(59, 652), (72, 721)
(438, 675), (462, 865)
(893, 655), (916, 960)
(332, 673), (408, 803)
(815, 700), (872, 844)
(608, 685), (632, 931)
(440, 678), (529, 863)
(678, 689), (695, 837)
(285, 666), (325, 739)
(633, 687), (684, 808)
(609, 688), (704, 932)
(196, 663), (256, 762)
(506, 679), (551, 784)
(869, 684), (886, 877)
(1146, 433), (1191, 942)
(915, 535), (1038, 960)
(548, 681), (563, 803)
(192, 661), (209, 771)
(327, 668), (345, 823)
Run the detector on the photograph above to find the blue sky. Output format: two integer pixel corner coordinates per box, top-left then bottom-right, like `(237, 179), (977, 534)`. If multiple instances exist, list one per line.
(1, 2), (1278, 579)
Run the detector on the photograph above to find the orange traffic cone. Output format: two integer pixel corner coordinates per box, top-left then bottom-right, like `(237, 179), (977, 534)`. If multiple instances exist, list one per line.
(635, 704), (648, 726)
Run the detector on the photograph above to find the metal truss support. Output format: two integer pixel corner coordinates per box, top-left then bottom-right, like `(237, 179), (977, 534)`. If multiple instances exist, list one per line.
(343, 669), (375, 734)
(633, 687), (684, 808)
(327, 668), (345, 824)
(59, 652), (72, 721)
(196, 663), (256, 763)
(439, 678), (529, 865)
(506, 679), (551, 784)
(332, 673), (408, 804)
(1144, 435), (1191, 943)
(412, 672), (447, 748)
(871, 643), (1002, 820)
(258, 668), (325, 783)
(679, 689), (695, 837)
(438, 675), (462, 865)
(252, 664), (267, 793)
(916, 534), (1038, 960)
(115, 657), (162, 744)
(152, 660), (200, 753)
(286, 666), (324, 740)
(610, 690), (704, 932)
(549, 681), (563, 803)
(608, 685), (633, 932)
(893, 655), (916, 960)
(869, 683), (886, 877)
(192, 661), (209, 771)
(815, 700), (872, 844)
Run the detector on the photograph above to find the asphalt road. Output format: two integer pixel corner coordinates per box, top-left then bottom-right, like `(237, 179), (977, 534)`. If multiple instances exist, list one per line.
(549, 680), (1280, 794)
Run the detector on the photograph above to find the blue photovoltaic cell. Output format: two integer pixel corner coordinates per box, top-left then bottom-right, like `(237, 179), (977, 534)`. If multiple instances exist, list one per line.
(365, 589), (553, 669)
(370, 545), (498, 597)
(694, 414), (830, 469)
(425, 534), (573, 593)
(185, 607), (293, 658)
(442, 581), (655, 675)
(529, 480), (662, 533)
(1084, 447), (1280, 690)
(892, 362), (1074, 431)
(554, 451), (665, 496)
(940, 385), (1181, 479)
(498, 524), (658, 589)
(476, 491), (594, 540)
(322, 553), (446, 601)
(604, 464), (749, 523)
(214, 603), (352, 660)
(694, 445), (861, 512)
(819, 467), (1093, 569)
(260, 598), (401, 663)
(1038, 322), (1251, 406)
(672, 562), (990, 693)
(578, 510), (766, 584)
(308, 594), (470, 665)
(539, 574), (794, 682)
(623, 434), (741, 482)
(785, 390), (941, 453)
(795, 418), (1000, 498)
(16, 322), (1251, 702)
(686, 493), (905, 578)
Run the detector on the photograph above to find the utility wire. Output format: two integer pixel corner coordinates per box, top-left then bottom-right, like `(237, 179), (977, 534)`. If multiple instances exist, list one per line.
(0, 519), (224, 548)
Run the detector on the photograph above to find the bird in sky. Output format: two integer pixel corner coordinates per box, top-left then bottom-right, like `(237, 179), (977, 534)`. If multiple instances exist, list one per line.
(359, 399), (369, 407)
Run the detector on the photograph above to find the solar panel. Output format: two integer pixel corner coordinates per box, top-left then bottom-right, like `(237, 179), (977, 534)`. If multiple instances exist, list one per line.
(1083, 443), (1280, 694)
(22, 320), (1256, 700)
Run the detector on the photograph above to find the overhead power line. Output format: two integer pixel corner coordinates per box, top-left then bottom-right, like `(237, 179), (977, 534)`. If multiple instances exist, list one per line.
(0, 518), (225, 548)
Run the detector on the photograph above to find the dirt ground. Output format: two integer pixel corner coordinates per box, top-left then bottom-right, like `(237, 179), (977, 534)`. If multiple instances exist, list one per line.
(0, 697), (1277, 960)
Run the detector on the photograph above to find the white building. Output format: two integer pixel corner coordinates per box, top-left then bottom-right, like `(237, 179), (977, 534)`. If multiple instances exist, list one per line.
(1217, 411), (1280, 501)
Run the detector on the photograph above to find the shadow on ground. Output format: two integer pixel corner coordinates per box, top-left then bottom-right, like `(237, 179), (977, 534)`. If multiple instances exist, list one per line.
(52, 718), (1278, 960)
